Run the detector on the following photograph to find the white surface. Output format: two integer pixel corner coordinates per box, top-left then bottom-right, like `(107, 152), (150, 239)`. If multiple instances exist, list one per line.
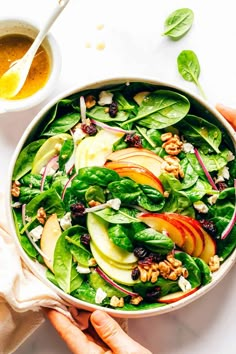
(0, 0), (236, 353)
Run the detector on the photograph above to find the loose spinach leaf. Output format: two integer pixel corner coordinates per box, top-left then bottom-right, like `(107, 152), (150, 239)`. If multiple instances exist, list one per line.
(89, 271), (128, 297)
(133, 277), (180, 298)
(114, 92), (135, 111)
(178, 115), (222, 154)
(94, 207), (140, 224)
(78, 167), (120, 186)
(134, 228), (174, 254)
(193, 258), (212, 285)
(138, 184), (165, 211)
(71, 282), (97, 304)
(180, 158), (199, 189)
(46, 269), (59, 287)
(41, 113), (80, 136)
(122, 90), (190, 128)
(13, 139), (46, 180)
(67, 237), (92, 267)
(163, 8), (194, 39)
(19, 174), (51, 204)
(108, 179), (141, 204)
(59, 139), (74, 171)
(85, 185), (106, 203)
(177, 50), (206, 98)
(184, 179), (213, 202)
(86, 106), (129, 122)
(119, 302), (166, 311)
(185, 153), (208, 181)
(70, 263), (84, 293)
(199, 149), (231, 172)
(175, 252), (201, 288)
(26, 189), (65, 218)
(108, 224), (134, 252)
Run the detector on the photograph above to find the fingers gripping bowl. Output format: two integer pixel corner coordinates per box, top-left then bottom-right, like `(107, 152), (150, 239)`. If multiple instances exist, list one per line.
(7, 78), (236, 318)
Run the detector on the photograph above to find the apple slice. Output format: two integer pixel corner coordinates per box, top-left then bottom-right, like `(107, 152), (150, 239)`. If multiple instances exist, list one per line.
(198, 228), (216, 264)
(105, 161), (164, 194)
(166, 214), (204, 257)
(40, 213), (62, 272)
(87, 213), (137, 265)
(138, 213), (185, 247)
(108, 147), (164, 163)
(75, 136), (96, 171)
(177, 221), (196, 255)
(119, 155), (163, 177)
(90, 242), (138, 286)
(158, 287), (198, 303)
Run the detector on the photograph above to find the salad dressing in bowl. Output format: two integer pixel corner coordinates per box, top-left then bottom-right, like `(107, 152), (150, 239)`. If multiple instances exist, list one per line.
(6, 77), (236, 318)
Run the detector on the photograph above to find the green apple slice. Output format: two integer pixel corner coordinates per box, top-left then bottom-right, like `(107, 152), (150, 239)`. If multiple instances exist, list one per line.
(90, 242), (137, 286)
(32, 133), (72, 174)
(75, 136), (96, 172)
(40, 213), (62, 272)
(87, 213), (137, 264)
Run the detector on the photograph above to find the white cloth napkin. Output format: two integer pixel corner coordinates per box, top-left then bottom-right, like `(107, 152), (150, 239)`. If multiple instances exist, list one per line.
(0, 198), (128, 354)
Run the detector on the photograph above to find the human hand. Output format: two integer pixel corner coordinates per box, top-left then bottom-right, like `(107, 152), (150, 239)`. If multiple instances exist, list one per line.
(216, 103), (236, 130)
(44, 308), (152, 354)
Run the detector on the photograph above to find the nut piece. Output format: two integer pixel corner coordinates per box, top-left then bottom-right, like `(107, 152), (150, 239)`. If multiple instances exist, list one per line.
(161, 132), (183, 156)
(130, 295), (143, 305)
(167, 253), (182, 268)
(110, 296), (124, 308)
(11, 180), (21, 197)
(85, 95), (96, 109)
(162, 155), (184, 179)
(208, 255), (221, 272)
(37, 207), (47, 225)
(88, 200), (101, 207)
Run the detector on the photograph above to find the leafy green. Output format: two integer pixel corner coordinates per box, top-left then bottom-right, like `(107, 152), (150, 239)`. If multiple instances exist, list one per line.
(71, 282), (98, 304)
(94, 207), (140, 224)
(199, 149), (231, 172)
(108, 179), (141, 203)
(184, 179), (213, 202)
(86, 106), (129, 122)
(85, 185), (105, 203)
(180, 158), (199, 189)
(78, 167), (120, 186)
(175, 252), (201, 288)
(193, 258), (212, 285)
(138, 184), (165, 211)
(133, 277), (180, 298)
(177, 50), (206, 98)
(41, 113), (80, 136)
(59, 139), (74, 171)
(163, 8), (194, 39)
(108, 224), (134, 252)
(134, 228), (174, 254)
(89, 271), (128, 297)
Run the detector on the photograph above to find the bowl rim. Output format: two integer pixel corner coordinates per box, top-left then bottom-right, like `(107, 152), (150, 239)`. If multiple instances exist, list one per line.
(6, 76), (236, 318)
(0, 16), (62, 113)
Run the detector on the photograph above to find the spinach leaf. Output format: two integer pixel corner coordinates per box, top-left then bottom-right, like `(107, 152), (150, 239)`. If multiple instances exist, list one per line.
(46, 269), (59, 287)
(133, 277), (180, 298)
(122, 90), (190, 128)
(138, 184), (165, 211)
(114, 92), (135, 111)
(186, 153), (208, 180)
(118, 302), (165, 311)
(71, 281), (97, 304)
(66, 236), (92, 267)
(70, 263), (84, 293)
(26, 189), (65, 218)
(193, 258), (212, 285)
(78, 167), (120, 186)
(175, 252), (201, 288)
(108, 179), (141, 203)
(179, 115), (222, 154)
(108, 224), (134, 252)
(184, 179), (213, 202)
(163, 8), (194, 39)
(134, 228), (174, 254)
(199, 149), (230, 172)
(41, 113), (80, 136)
(13, 140), (46, 180)
(86, 106), (129, 122)
(19, 174), (51, 204)
(59, 139), (74, 171)
(180, 158), (199, 189)
(94, 207), (140, 224)
(177, 50), (206, 98)
(89, 271), (128, 297)
(85, 185), (105, 203)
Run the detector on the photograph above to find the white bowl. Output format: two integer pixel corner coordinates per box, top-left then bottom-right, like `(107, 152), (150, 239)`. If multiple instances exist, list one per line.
(6, 77), (236, 318)
(0, 17), (61, 113)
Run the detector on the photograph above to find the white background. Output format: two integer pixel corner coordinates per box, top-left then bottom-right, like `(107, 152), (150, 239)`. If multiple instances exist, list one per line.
(0, 0), (236, 353)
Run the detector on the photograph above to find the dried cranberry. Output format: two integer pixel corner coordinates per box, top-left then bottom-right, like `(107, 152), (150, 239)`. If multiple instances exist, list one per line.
(131, 267), (140, 280)
(109, 101), (118, 118)
(216, 181), (228, 191)
(70, 203), (86, 218)
(134, 247), (149, 259)
(145, 286), (161, 302)
(81, 123), (97, 136)
(124, 134), (142, 148)
(80, 233), (91, 247)
(199, 219), (217, 237)
(148, 253), (165, 263)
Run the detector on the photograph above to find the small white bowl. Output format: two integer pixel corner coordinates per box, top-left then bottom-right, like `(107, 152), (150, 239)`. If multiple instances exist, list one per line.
(0, 17), (61, 113)
(6, 77), (236, 318)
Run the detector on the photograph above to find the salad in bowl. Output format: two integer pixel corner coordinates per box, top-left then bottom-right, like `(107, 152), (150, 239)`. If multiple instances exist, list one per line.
(9, 78), (236, 316)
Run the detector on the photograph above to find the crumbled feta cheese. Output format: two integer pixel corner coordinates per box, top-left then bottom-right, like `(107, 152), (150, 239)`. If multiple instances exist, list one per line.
(178, 276), (192, 292)
(106, 198), (121, 210)
(182, 142), (195, 154)
(208, 194), (219, 205)
(95, 288), (107, 304)
(73, 127), (86, 144)
(11, 202), (22, 208)
(193, 201), (209, 213)
(98, 91), (113, 106)
(215, 166), (230, 183)
(76, 264), (91, 274)
(227, 151), (235, 162)
(59, 212), (72, 231)
(28, 225), (44, 242)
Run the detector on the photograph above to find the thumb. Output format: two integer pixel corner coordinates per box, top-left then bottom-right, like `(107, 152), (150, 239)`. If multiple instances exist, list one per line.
(90, 310), (151, 354)
(215, 103), (236, 130)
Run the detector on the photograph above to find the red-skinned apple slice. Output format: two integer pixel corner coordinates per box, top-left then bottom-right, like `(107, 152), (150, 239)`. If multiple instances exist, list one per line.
(158, 287), (198, 303)
(138, 213), (185, 248)
(198, 228), (216, 264)
(105, 161), (164, 194)
(176, 221), (196, 255)
(166, 213), (204, 257)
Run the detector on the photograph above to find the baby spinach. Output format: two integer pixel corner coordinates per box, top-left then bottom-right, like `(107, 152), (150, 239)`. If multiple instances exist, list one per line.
(119, 302), (165, 311)
(94, 207), (140, 224)
(59, 139), (74, 171)
(13, 139), (46, 180)
(138, 184), (165, 211)
(70, 263), (84, 293)
(71, 282), (98, 304)
(184, 179), (212, 202)
(177, 50), (206, 98)
(86, 106), (129, 122)
(108, 224), (134, 252)
(121, 90), (190, 129)
(180, 158), (199, 189)
(66, 236), (92, 267)
(78, 167), (120, 186)
(163, 8), (194, 39)
(85, 185), (106, 203)
(175, 252), (201, 288)
(89, 271), (128, 297)
(199, 149), (231, 172)
(108, 179), (141, 204)
(193, 258), (211, 285)
(41, 112), (80, 137)
(133, 277), (180, 298)
(178, 115), (222, 154)
(134, 228), (174, 254)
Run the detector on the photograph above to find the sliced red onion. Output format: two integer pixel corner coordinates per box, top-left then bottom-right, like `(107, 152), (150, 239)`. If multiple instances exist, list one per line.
(194, 148), (218, 191)
(80, 96), (87, 123)
(90, 119), (135, 135)
(40, 155), (59, 192)
(221, 179), (236, 239)
(95, 267), (138, 297)
(61, 172), (77, 200)
(22, 204), (50, 260)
